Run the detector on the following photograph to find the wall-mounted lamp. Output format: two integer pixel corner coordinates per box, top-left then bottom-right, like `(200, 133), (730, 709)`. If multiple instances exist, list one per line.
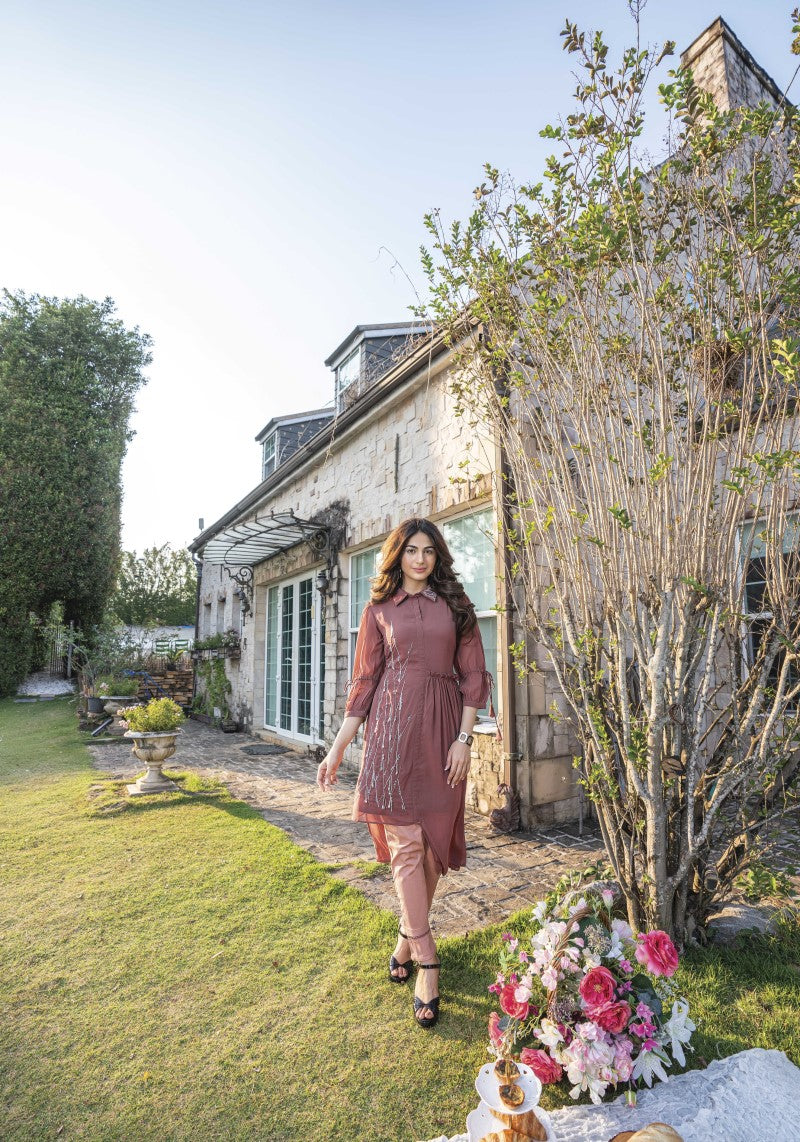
(315, 567), (331, 597)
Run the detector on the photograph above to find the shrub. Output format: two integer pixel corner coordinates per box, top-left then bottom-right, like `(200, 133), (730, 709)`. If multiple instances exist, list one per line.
(96, 674), (140, 697)
(0, 613), (35, 696)
(124, 698), (184, 734)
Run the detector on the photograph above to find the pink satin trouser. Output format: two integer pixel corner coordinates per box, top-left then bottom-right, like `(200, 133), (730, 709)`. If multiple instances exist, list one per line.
(382, 822), (440, 963)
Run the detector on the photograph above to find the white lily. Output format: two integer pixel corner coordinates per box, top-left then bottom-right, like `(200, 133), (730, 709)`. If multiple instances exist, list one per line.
(610, 917), (634, 943)
(536, 1017), (564, 1049)
(532, 900), (549, 924)
(663, 999), (696, 1067)
(632, 1045), (671, 1087)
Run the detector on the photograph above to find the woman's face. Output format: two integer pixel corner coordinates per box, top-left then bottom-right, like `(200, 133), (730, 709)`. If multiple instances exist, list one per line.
(400, 530), (437, 590)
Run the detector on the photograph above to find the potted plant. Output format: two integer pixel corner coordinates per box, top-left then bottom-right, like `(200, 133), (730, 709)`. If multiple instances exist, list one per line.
(190, 630), (241, 660)
(72, 637), (103, 713)
(96, 673), (141, 715)
(83, 679), (105, 716)
(123, 697), (185, 796)
(163, 645), (186, 672)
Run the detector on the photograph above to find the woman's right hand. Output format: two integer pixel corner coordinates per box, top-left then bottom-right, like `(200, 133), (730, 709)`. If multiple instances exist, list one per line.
(317, 751), (341, 792)
(315, 717), (363, 792)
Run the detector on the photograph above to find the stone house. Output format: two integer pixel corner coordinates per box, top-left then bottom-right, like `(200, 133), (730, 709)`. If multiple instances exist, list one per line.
(190, 312), (578, 825)
(189, 17), (789, 829)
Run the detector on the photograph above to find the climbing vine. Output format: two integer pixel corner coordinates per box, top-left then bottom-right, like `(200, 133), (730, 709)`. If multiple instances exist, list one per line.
(193, 658), (233, 722)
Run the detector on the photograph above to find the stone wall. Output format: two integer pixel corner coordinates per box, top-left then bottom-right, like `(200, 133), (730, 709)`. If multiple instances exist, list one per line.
(466, 731), (505, 817)
(138, 668), (194, 709)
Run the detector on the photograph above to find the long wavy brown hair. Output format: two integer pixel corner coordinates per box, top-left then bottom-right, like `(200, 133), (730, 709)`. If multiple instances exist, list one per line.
(370, 517), (477, 637)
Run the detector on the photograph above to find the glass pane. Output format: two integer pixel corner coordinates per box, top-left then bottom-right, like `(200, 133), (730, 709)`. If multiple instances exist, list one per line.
(337, 347), (361, 395)
(262, 434), (276, 479)
(297, 579), (312, 736)
(350, 547), (380, 629)
(742, 513), (800, 615)
(444, 508), (495, 612)
(740, 514), (800, 560)
(265, 586), (279, 726)
(319, 601), (326, 739)
(477, 616), (497, 719)
(280, 584), (294, 731)
(745, 556), (767, 613)
(749, 615), (798, 691)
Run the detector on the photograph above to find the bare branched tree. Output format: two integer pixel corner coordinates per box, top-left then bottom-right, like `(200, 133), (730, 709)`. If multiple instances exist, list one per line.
(422, 17), (800, 941)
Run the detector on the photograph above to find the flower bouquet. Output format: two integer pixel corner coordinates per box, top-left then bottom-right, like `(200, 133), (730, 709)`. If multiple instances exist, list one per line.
(487, 884), (695, 1105)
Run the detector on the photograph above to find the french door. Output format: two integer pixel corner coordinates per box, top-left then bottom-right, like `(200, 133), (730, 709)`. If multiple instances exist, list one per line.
(264, 573), (324, 741)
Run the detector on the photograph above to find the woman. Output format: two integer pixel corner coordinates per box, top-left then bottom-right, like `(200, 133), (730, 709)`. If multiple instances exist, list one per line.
(317, 517), (491, 1029)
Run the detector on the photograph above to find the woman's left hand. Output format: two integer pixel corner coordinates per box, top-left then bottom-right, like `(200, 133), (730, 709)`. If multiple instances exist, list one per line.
(444, 740), (472, 787)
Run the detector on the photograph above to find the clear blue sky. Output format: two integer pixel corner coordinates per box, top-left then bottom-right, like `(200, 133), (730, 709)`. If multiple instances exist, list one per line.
(0, 1), (796, 550)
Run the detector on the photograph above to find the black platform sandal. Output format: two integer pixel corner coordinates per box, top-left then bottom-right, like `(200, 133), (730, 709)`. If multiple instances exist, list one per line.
(413, 962), (441, 1029)
(388, 928), (414, 984)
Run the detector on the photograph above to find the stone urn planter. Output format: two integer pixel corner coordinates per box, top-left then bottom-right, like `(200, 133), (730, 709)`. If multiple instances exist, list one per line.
(103, 696), (139, 716)
(124, 730), (182, 796)
(102, 695), (141, 738)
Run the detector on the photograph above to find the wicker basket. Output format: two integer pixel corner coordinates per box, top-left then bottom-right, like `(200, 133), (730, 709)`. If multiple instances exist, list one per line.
(544, 881), (616, 1020)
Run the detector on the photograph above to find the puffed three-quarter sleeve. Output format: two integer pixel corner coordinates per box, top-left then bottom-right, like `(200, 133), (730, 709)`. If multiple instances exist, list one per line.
(344, 604), (386, 718)
(454, 623), (492, 709)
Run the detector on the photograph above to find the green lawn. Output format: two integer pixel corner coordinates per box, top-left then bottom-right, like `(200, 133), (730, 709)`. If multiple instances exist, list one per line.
(1, 698), (799, 1141)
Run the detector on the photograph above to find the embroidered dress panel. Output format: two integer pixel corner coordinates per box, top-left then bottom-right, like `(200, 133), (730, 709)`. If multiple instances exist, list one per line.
(345, 586), (491, 874)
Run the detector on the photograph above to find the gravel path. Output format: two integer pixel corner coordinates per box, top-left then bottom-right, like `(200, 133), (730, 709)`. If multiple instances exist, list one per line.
(16, 671), (76, 698)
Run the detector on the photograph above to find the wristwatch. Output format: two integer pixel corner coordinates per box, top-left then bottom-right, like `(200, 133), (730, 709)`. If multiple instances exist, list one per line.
(457, 731), (474, 746)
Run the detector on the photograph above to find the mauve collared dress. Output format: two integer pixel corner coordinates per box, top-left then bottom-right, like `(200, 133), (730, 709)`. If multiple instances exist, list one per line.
(344, 585), (491, 874)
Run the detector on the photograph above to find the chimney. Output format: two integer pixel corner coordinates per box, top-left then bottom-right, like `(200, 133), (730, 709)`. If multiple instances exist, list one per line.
(681, 17), (786, 112)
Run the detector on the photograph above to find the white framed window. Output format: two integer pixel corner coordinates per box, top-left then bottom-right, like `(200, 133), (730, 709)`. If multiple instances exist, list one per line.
(349, 545), (382, 670)
(262, 432), (277, 481)
(740, 513), (800, 691)
(264, 571), (325, 742)
(443, 507), (498, 720)
(335, 347), (361, 409)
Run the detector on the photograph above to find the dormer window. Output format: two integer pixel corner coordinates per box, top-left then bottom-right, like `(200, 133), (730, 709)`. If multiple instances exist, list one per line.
(326, 323), (432, 414)
(335, 347), (361, 408)
(262, 432), (277, 481)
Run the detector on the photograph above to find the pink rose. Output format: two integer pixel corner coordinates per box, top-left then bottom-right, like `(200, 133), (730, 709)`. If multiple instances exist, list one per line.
(579, 966), (617, 1010)
(520, 1048), (563, 1085)
(500, 983), (530, 1020)
(489, 1011), (504, 1049)
(592, 1000), (631, 1034)
(635, 930), (679, 978)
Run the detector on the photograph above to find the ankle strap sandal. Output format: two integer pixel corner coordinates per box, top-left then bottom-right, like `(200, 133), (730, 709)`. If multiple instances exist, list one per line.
(413, 961), (441, 1029)
(388, 927), (414, 985)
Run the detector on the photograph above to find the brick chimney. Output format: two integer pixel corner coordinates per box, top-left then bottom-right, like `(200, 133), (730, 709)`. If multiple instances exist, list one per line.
(681, 17), (785, 111)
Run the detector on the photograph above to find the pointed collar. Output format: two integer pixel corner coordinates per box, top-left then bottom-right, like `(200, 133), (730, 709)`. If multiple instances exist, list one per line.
(392, 585), (438, 605)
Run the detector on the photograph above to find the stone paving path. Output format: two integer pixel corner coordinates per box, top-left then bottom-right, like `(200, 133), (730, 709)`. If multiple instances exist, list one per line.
(88, 720), (604, 938)
(88, 720), (800, 939)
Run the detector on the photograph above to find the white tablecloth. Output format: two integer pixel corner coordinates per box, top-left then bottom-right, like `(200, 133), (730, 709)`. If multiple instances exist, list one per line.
(421, 1048), (800, 1142)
